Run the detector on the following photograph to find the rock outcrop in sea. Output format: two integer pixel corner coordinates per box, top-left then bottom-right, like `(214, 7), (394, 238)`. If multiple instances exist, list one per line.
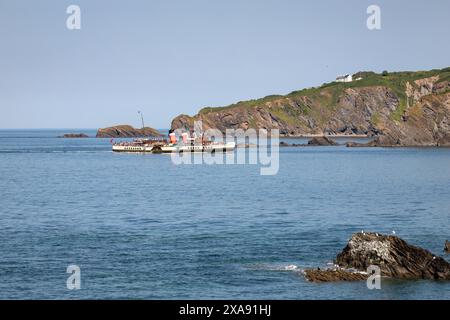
(58, 133), (89, 138)
(96, 125), (162, 138)
(171, 67), (450, 147)
(279, 141), (303, 147)
(304, 232), (450, 282)
(279, 136), (338, 147)
(445, 240), (450, 254)
(307, 136), (338, 146)
(336, 232), (450, 280)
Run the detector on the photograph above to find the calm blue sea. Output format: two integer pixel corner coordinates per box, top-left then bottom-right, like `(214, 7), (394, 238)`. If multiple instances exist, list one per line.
(0, 129), (449, 299)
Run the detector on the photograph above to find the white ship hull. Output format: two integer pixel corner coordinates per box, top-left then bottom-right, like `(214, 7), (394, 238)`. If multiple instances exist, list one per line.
(159, 142), (236, 153)
(112, 145), (154, 152)
(112, 142), (236, 153)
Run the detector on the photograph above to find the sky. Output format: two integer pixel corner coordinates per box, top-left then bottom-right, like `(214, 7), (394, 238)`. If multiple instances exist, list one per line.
(0, 0), (449, 129)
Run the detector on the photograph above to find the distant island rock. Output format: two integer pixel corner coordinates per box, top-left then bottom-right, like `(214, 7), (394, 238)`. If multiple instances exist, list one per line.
(171, 67), (450, 147)
(304, 232), (450, 282)
(58, 133), (89, 138)
(96, 125), (162, 138)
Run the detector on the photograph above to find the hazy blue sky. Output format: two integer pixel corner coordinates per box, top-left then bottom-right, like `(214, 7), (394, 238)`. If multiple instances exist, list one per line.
(1, 0), (449, 129)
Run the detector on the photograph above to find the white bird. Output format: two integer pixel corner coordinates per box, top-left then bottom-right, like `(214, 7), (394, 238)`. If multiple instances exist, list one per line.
(392, 230), (396, 235)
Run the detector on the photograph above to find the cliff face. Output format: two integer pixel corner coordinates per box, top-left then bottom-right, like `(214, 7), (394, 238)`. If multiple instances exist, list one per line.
(96, 125), (162, 138)
(171, 68), (450, 146)
(368, 92), (450, 147)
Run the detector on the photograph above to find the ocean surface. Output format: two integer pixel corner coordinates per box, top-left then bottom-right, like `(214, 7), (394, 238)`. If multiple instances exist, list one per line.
(0, 129), (449, 300)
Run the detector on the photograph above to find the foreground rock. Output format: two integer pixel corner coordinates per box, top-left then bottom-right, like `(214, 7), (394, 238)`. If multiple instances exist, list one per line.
(445, 240), (450, 253)
(336, 232), (450, 280)
(304, 232), (450, 282)
(96, 125), (162, 138)
(58, 133), (89, 138)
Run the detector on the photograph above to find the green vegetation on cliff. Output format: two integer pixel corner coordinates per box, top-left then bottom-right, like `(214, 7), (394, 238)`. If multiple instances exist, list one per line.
(197, 67), (450, 122)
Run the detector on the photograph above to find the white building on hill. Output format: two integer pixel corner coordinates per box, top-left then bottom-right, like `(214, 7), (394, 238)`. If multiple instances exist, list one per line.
(336, 74), (353, 82)
(336, 73), (363, 83)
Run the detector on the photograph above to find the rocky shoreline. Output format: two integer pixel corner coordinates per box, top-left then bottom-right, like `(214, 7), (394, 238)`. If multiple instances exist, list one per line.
(346, 136), (450, 148)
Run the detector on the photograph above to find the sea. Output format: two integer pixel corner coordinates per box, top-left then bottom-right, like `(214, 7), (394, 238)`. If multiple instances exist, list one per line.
(0, 129), (449, 299)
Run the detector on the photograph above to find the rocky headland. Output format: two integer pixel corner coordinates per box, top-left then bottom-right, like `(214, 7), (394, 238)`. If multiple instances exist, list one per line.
(304, 232), (450, 282)
(96, 125), (162, 138)
(171, 68), (450, 147)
